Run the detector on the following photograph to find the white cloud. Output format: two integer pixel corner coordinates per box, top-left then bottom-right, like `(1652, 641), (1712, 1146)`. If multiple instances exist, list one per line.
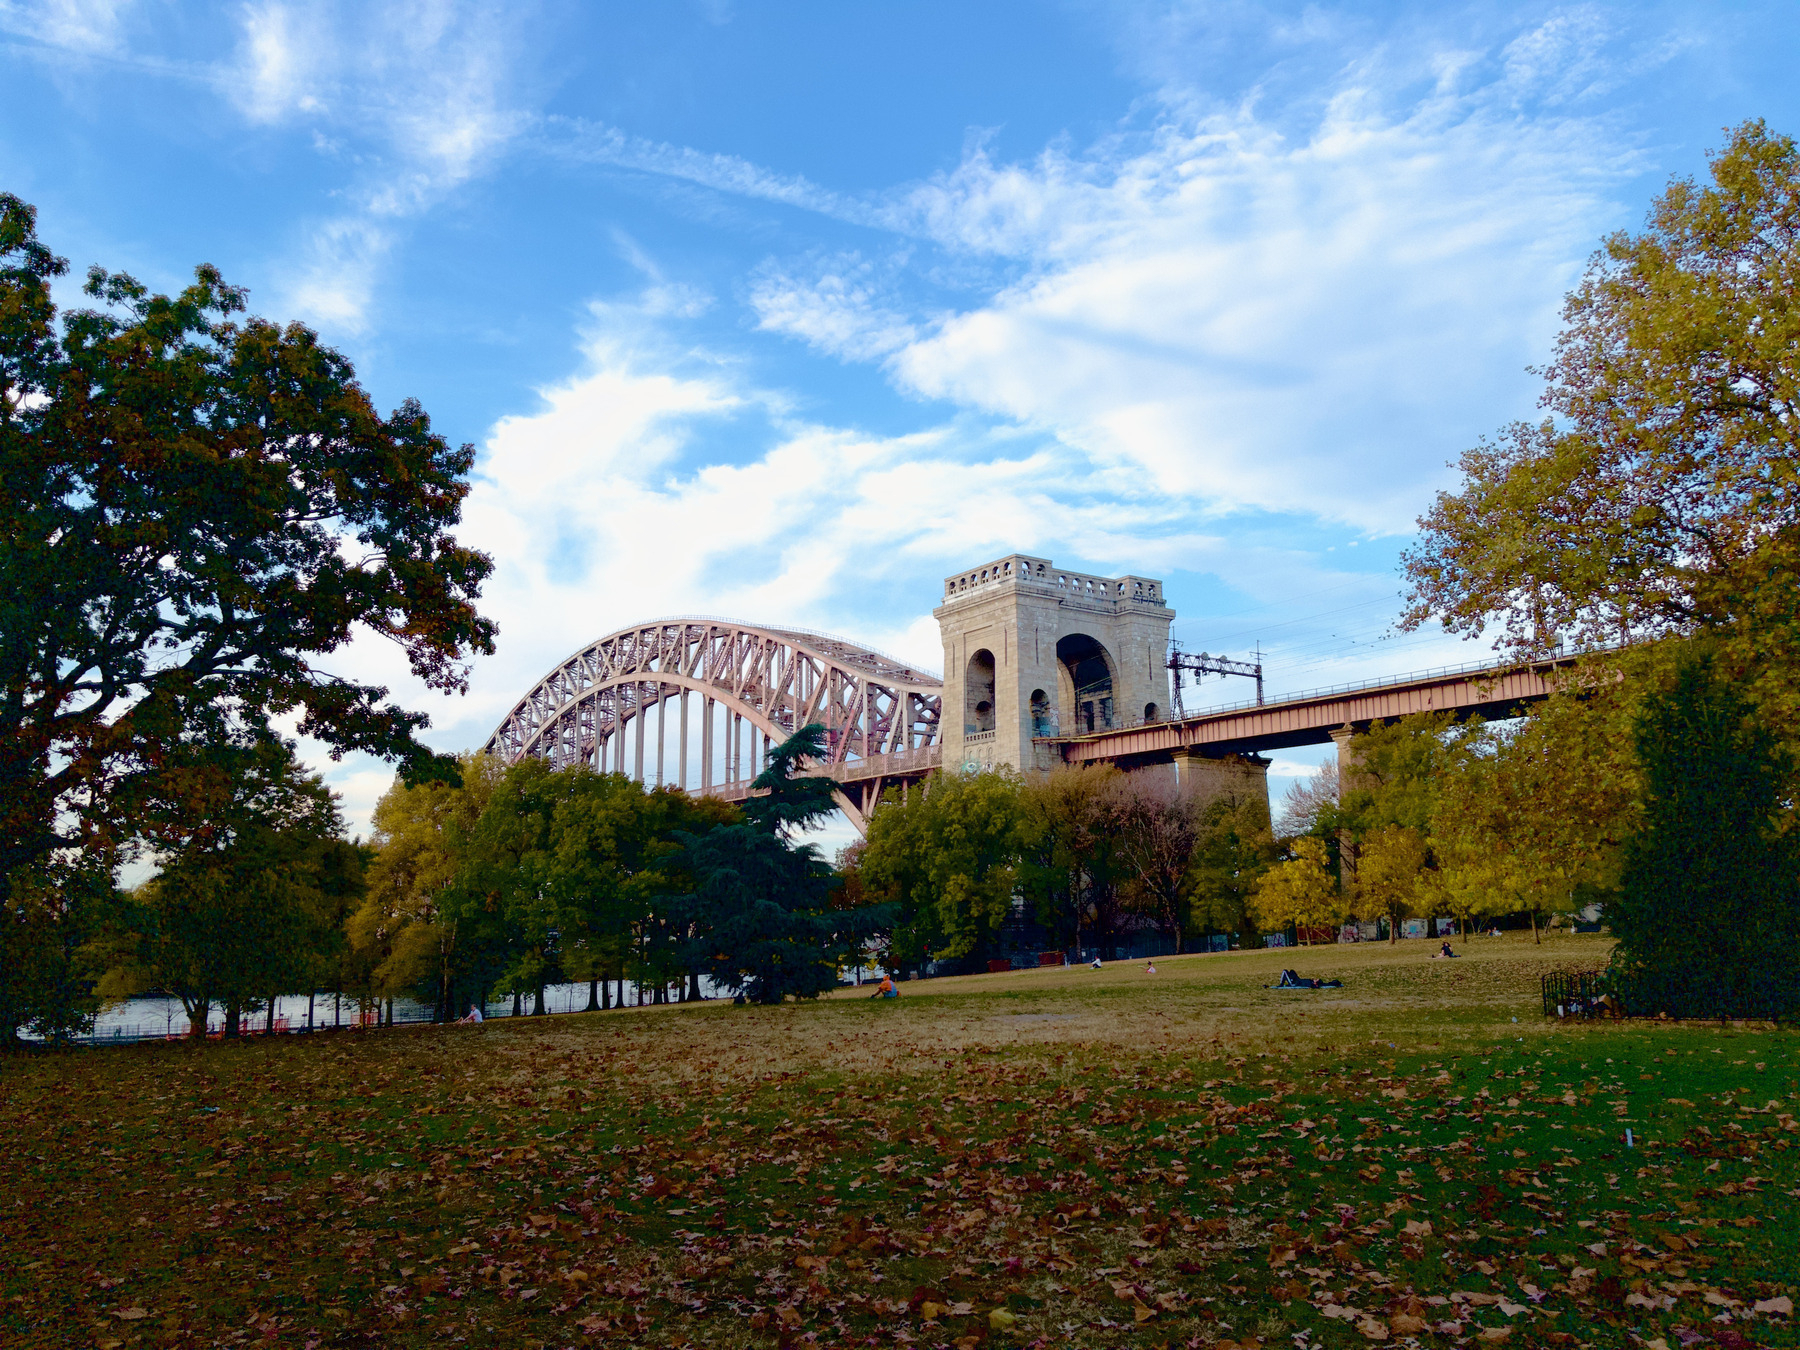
(0, 0), (135, 54)
(881, 109), (1633, 532)
(749, 255), (919, 362)
(225, 1), (534, 331)
(706, 24), (1648, 534)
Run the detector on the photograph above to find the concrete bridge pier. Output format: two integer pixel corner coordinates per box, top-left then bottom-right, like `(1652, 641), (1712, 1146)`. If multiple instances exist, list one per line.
(1173, 751), (1272, 824)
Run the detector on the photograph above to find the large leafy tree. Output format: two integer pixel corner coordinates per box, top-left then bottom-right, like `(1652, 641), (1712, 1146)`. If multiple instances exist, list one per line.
(1400, 121), (1800, 739)
(1248, 837), (1343, 944)
(860, 768), (1029, 969)
(667, 725), (885, 1004)
(1186, 790), (1277, 943)
(1018, 765), (1127, 957)
(104, 742), (359, 1037)
(350, 753), (508, 1022)
(0, 194), (495, 902)
(1114, 775), (1201, 951)
(1610, 651), (1799, 1018)
(0, 852), (115, 1046)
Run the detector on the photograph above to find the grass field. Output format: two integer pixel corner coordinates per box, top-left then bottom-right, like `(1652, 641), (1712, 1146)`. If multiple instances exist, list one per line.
(5, 933), (1798, 1350)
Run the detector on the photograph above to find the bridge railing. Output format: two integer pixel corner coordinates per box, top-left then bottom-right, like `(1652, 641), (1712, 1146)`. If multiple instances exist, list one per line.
(1034, 651), (1584, 742)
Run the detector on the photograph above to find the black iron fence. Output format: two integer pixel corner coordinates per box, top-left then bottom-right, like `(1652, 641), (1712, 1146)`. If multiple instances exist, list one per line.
(1542, 969), (1615, 1019)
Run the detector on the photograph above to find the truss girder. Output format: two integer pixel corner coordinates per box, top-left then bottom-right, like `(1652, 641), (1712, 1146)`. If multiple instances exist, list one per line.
(482, 620), (943, 780)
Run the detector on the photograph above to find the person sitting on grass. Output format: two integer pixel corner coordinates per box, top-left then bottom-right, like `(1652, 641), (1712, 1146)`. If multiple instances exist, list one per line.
(1145, 960), (1157, 975)
(869, 975), (899, 999)
(1434, 940), (1459, 959)
(460, 1004), (484, 1024)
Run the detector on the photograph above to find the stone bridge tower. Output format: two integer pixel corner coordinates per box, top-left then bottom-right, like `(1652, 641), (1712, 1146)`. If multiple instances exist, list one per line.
(934, 555), (1174, 773)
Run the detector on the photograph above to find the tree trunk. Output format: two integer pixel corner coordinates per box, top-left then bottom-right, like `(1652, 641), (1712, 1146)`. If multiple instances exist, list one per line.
(688, 970), (702, 1002)
(223, 1003), (240, 1039)
(602, 981), (611, 1010)
(334, 992), (341, 1029)
(511, 989), (522, 1017)
(385, 997), (394, 1026)
(1531, 909), (1540, 945)
(586, 979), (600, 1012)
(266, 997), (275, 1035)
(532, 985), (546, 1016)
(188, 999), (210, 1039)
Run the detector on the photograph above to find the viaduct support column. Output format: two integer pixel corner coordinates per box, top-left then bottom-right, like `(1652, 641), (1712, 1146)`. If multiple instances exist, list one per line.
(1173, 751), (1272, 826)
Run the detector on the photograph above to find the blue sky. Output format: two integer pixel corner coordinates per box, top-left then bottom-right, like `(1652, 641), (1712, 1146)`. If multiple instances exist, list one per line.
(5, 0), (1797, 833)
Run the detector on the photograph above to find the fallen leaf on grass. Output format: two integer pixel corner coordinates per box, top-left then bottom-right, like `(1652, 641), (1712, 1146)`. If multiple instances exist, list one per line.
(113, 1308), (149, 1321)
(1357, 1317), (1389, 1340)
(1754, 1296), (1794, 1317)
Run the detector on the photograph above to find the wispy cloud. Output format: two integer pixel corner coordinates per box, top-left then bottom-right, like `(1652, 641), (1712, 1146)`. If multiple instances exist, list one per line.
(724, 21), (1649, 533)
(221, 0), (537, 331)
(0, 0), (136, 54)
(749, 254), (919, 362)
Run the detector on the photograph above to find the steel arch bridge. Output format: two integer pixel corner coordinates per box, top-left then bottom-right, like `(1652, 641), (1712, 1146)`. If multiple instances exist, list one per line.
(482, 618), (944, 831)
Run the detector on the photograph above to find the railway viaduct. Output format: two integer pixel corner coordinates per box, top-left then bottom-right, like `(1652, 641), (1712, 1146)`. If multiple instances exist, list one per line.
(484, 554), (1571, 830)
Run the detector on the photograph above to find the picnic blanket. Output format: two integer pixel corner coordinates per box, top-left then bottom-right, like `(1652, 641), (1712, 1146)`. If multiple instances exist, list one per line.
(1270, 968), (1343, 990)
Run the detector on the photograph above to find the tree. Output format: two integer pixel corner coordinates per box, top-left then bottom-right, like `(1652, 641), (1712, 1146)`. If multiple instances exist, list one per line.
(0, 193), (495, 912)
(0, 853), (114, 1046)
(1610, 651), (1799, 1018)
(104, 742), (357, 1037)
(668, 725), (887, 1004)
(1340, 712), (1484, 839)
(860, 769), (1029, 969)
(453, 757), (576, 1016)
(1401, 122), (1800, 743)
(351, 754), (508, 1022)
(1187, 791), (1278, 942)
(1019, 766), (1127, 957)
(1249, 837), (1343, 943)
(1278, 761), (1340, 838)
(1115, 776), (1201, 951)
(1353, 825), (1428, 944)
(1429, 696), (1638, 941)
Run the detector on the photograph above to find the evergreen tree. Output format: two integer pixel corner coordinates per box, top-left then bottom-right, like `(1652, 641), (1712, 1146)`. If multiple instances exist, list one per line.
(1611, 652), (1799, 1018)
(667, 725), (887, 1004)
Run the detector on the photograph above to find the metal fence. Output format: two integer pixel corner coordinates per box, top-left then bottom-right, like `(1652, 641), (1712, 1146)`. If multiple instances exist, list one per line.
(1542, 969), (1614, 1019)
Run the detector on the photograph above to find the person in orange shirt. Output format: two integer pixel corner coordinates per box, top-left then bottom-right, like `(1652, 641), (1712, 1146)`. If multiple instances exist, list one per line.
(869, 975), (899, 999)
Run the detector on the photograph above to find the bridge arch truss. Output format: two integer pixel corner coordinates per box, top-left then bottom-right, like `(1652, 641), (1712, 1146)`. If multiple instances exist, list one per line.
(482, 619), (944, 831)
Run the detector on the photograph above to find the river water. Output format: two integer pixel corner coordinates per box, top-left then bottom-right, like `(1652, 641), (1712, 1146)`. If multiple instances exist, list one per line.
(76, 966), (891, 1042)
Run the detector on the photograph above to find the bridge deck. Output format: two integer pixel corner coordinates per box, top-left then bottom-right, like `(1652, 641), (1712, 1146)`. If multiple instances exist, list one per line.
(1046, 656), (1572, 764)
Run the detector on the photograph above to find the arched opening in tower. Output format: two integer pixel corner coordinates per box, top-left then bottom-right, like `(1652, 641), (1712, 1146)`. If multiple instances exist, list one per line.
(1055, 634), (1115, 734)
(965, 649), (997, 734)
